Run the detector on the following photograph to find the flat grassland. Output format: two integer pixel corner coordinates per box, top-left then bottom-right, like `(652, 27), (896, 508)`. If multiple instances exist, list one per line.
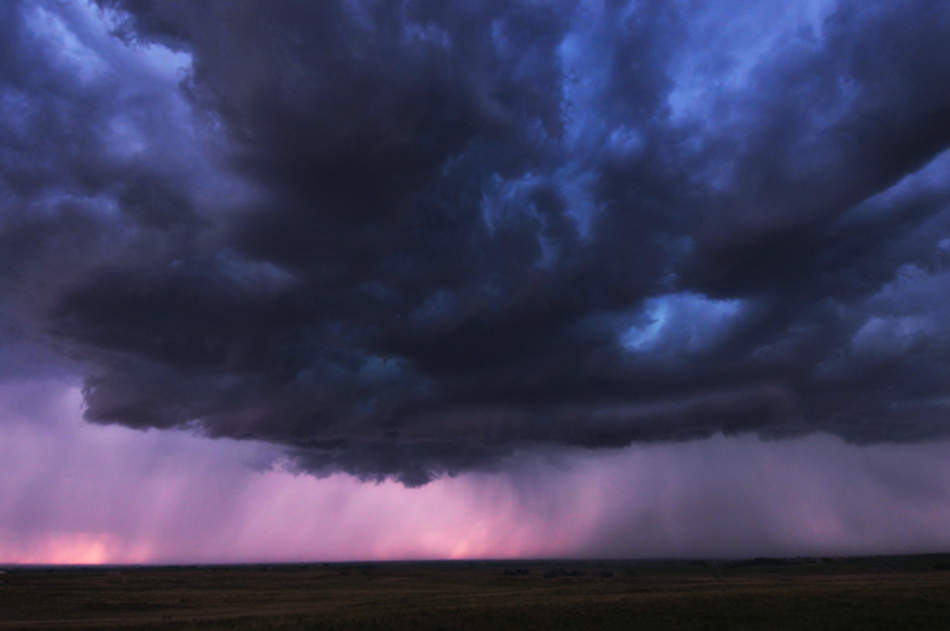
(2, 555), (950, 630)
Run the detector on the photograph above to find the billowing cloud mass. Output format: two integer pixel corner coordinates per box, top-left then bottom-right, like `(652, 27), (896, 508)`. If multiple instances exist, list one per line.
(2, 0), (950, 486)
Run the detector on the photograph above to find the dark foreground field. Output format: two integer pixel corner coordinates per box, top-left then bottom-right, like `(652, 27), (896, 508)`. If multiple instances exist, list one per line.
(3, 555), (950, 630)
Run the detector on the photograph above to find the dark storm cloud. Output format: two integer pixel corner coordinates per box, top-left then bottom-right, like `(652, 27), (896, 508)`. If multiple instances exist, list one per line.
(3, 0), (950, 484)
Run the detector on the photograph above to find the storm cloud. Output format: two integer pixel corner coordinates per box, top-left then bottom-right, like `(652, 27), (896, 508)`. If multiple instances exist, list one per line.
(3, 0), (950, 485)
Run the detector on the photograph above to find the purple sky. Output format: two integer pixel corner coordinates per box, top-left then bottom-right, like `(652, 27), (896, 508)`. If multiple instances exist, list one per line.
(4, 378), (950, 563)
(3, 0), (950, 563)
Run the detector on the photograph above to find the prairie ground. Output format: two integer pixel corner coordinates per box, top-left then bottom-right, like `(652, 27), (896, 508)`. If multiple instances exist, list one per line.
(2, 555), (950, 630)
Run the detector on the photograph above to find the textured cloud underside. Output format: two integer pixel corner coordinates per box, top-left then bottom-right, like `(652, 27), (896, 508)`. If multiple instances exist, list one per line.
(2, 0), (950, 484)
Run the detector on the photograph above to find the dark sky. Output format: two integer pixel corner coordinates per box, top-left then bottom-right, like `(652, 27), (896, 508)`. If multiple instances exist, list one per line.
(3, 0), (950, 489)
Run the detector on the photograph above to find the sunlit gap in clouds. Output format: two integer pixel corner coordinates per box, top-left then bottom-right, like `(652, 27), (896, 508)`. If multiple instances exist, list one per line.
(3, 379), (950, 565)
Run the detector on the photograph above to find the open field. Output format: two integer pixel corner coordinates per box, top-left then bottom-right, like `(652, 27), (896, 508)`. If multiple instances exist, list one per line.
(2, 555), (950, 630)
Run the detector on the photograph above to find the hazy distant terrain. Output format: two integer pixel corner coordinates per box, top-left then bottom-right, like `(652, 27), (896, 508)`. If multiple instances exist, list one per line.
(2, 556), (950, 630)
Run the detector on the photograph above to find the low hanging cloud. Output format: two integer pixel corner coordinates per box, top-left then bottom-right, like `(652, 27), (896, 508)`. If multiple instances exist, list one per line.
(2, 0), (950, 484)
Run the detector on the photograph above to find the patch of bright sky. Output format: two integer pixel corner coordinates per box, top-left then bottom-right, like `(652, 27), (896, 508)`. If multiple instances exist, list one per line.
(622, 292), (744, 354)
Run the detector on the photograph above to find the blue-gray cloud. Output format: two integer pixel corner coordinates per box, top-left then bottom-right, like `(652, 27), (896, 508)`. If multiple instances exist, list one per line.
(2, 0), (950, 484)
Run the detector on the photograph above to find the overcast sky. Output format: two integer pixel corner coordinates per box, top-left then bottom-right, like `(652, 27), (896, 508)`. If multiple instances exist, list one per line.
(2, 0), (950, 563)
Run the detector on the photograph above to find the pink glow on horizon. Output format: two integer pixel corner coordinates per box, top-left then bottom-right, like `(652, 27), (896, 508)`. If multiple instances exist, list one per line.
(3, 379), (950, 564)
(1, 532), (152, 565)
(0, 380), (595, 563)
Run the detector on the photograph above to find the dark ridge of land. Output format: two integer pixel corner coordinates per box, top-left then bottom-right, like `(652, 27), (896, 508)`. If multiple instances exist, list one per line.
(2, 554), (950, 630)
